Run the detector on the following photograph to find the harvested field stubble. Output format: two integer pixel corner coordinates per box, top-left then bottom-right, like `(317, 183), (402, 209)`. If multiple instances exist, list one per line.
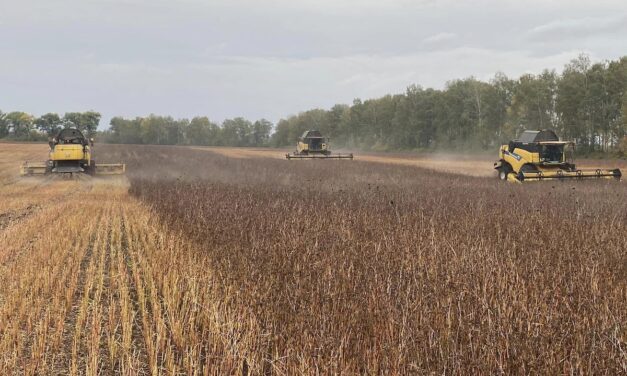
(98, 145), (627, 374)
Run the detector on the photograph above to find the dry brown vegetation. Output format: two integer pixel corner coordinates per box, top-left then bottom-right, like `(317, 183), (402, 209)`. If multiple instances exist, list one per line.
(193, 146), (497, 176)
(195, 145), (627, 177)
(109, 145), (627, 374)
(0, 143), (625, 374)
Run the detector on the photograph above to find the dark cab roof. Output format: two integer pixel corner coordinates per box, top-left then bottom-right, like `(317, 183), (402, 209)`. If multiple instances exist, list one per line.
(516, 130), (559, 143)
(56, 128), (86, 141)
(301, 130), (324, 138)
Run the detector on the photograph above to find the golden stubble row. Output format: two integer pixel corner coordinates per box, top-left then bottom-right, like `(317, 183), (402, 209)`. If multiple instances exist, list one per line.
(1, 167), (247, 375)
(0, 195), (100, 373)
(0, 175), (154, 375)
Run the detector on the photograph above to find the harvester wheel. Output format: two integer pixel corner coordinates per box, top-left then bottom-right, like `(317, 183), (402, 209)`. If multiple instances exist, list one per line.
(87, 160), (96, 176)
(498, 164), (512, 180)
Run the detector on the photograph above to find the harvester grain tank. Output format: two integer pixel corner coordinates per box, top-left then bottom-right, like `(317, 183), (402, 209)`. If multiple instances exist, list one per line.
(20, 128), (126, 176)
(285, 130), (353, 160)
(494, 129), (621, 182)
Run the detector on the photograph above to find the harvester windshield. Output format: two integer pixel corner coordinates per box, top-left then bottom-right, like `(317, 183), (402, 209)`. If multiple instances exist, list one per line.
(302, 130), (323, 138)
(308, 137), (324, 151)
(55, 128), (88, 145)
(299, 130), (326, 152)
(539, 144), (565, 163)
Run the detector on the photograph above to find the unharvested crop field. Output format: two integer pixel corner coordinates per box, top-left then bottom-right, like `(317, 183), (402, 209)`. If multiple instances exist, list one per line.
(198, 146), (627, 177)
(1, 143), (626, 374)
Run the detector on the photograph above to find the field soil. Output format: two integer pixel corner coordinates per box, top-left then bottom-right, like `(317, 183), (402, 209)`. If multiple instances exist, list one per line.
(197, 146), (496, 176)
(0, 143), (626, 374)
(197, 146), (627, 177)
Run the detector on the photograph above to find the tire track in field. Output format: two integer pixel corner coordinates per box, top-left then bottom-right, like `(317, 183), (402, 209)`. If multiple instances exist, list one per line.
(12, 234), (85, 375)
(122, 206), (185, 373)
(119, 212), (149, 374)
(0, 197), (101, 374)
(93, 218), (114, 375)
(53, 218), (99, 374)
(0, 177), (94, 237)
(0, 204), (42, 232)
(0, 181), (101, 297)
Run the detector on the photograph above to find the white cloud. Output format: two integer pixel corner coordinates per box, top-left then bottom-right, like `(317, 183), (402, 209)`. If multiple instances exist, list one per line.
(0, 0), (626, 128)
(528, 15), (627, 38)
(423, 32), (457, 44)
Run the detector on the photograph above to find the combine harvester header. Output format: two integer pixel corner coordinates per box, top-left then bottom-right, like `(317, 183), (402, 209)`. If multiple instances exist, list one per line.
(494, 130), (621, 182)
(20, 128), (125, 176)
(286, 130), (353, 160)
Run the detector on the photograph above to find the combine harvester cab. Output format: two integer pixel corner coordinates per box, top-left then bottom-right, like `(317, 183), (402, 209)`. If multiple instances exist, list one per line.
(494, 129), (621, 183)
(20, 128), (125, 177)
(285, 130), (353, 160)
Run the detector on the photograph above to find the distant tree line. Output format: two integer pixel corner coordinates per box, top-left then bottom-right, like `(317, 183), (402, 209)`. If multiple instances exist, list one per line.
(0, 110), (273, 147)
(0, 111), (101, 141)
(102, 116), (273, 146)
(272, 54), (627, 153)
(3, 54), (626, 153)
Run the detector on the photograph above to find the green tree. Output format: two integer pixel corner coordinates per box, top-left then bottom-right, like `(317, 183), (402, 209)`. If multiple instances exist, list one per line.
(438, 79), (483, 147)
(606, 57), (627, 145)
(6, 112), (35, 139)
(166, 118), (187, 145)
(35, 113), (62, 136)
(251, 119), (273, 146)
(509, 70), (559, 134)
(109, 117), (143, 144)
(140, 115), (168, 144)
(63, 111), (101, 135)
(325, 104), (350, 144)
(271, 119), (291, 147)
(0, 110), (8, 138)
(222, 118), (253, 146)
(487, 72), (515, 143)
(622, 93), (627, 139)
(557, 54), (591, 148)
(82, 111), (102, 136)
(186, 117), (220, 145)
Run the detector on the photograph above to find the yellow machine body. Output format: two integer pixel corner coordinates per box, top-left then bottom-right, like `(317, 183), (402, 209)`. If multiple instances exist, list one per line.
(296, 139), (328, 154)
(20, 128), (125, 176)
(494, 130), (621, 182)
(286, 130), (353, 160)
(50, 144), (90, 162)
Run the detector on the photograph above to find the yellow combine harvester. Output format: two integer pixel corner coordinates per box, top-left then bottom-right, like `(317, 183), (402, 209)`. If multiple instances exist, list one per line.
(494, 129), (621, 182)
(20, 128), (125, 176)
(285, 130), (353, 160)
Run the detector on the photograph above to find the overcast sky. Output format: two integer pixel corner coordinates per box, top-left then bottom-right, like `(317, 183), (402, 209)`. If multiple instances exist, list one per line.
(1, 0), (626, 128)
